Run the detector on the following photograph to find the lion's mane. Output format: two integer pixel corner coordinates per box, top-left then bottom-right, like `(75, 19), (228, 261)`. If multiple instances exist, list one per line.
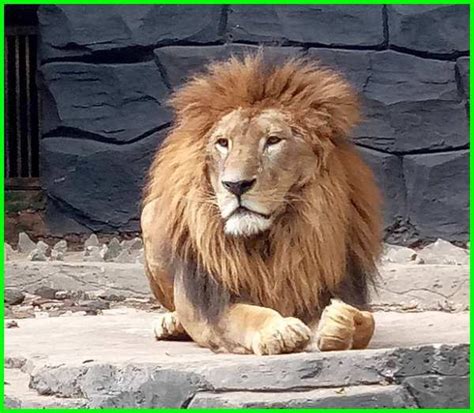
(143, 53), (382, 320)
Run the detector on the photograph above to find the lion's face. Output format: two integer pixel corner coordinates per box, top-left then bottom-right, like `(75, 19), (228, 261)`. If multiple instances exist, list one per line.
(207, 108), (317, 237)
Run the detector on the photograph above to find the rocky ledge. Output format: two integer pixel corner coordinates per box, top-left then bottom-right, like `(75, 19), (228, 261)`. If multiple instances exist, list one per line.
(4, 309), (469, 408)
(5, 236), (469, 316)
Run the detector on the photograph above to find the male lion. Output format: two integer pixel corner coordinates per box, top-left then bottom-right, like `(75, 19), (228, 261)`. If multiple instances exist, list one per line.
(141, 54), (382, 355)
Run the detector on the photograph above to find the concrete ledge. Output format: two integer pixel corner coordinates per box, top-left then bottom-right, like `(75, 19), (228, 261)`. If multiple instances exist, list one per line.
(373, 264), (469, 311)
(5, 309), (469, 408)
(5, 261), (150, 297)
(5, 261), (469, 311)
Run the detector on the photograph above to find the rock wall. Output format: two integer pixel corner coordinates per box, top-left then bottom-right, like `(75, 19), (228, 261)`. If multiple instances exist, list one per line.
(38, 5), (469, 244)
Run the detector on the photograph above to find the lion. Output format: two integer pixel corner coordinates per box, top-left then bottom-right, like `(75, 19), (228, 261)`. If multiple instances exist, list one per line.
(141, 53), (382, 355)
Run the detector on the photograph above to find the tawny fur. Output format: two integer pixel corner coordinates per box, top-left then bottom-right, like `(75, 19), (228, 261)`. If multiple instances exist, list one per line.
(143, 53), (382, 320)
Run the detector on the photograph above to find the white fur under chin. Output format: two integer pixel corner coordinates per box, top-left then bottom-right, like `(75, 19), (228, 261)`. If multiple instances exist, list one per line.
(224, 213), (272, 236)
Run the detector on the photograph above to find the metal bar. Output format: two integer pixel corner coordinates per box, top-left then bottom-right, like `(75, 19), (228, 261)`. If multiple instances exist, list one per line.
(36, 34), (41, 177)
(14, 35), (21, 178)
(5, 35), (10, 178)
(25, 34), (32, 177)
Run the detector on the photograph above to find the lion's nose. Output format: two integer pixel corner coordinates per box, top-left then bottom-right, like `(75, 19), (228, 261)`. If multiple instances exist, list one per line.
(222, 179), (256, 196)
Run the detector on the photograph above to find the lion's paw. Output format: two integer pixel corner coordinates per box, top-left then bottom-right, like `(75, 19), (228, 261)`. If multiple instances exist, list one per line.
(153, 312), (185, 340)
(315, 299), (374, 351)
(251, 317), (311, 355)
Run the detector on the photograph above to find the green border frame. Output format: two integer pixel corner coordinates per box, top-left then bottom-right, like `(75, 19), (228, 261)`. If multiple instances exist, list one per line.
(1, 1), (471, 412)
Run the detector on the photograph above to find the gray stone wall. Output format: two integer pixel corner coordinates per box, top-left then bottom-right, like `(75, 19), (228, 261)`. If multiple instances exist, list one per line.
(38, 5), (469, 244)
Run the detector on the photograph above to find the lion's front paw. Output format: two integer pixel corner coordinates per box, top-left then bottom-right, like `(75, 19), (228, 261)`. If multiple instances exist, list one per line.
(251, 317), (311, 355)
(153, 311), (186, 340)
(315, 299), (374, 351)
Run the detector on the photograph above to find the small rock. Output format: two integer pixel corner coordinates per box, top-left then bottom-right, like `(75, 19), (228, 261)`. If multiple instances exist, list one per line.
(4, 243), (15, 261)
(5, 356), (26, 369)
(83, 246), (103, 262)
(103, 238), (122, 262)
(60, 311), (74, 317)
(79, 299), (110, 311)
(135, 248), (144, 264)
(70, 290), (88, 300)
(6, 320), (19, 328)
(62, 298), (75, 307)
(84, 290), (106, 300)
(70, 311), (87, 317)
(401, 301), (418, 311)
(114, 250), (134, 263)
(97, 290), (125, 302)
(54, 290), (70, 300)
(106, 293), (125, 302)
(5, 395), (21, 408)
(18, 232), (36, 254)
(418, 239), (469, 265)
(85, 309), (99, 316)
(414, 256), (425, 264)
(34, 311), (50, 319)
(100, 244), (108, 258)
(121, 237), (143, 252)
(84, 234), (100, 248)
(51, 249), (65, 261)
(124, 297), (150, 304)
(436, 299), (458, 312)
(53, 239), (68, 254)
(36, 240), (50, 255)
(383, 244), (418, 264)
(5, 288), (25, 305)
(28, 248), (47, 261)
(34, 286), (59, 300)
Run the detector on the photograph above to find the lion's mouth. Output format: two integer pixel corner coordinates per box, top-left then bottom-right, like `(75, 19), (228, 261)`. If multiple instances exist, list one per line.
(228, 206), (272, 220)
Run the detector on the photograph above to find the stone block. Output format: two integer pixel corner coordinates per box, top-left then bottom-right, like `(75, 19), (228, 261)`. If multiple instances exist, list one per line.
(357, 147), (406, 229)
(404, 151), (468, 241)
(39, 62), (170, 143)
(387, 5), (469, 54)
(40, 131), (166, 231)
(228, 6), (384, 47)
(307, 49), (467, 154)
(456, 57), (469, 100)
(38, 5), (223, 60)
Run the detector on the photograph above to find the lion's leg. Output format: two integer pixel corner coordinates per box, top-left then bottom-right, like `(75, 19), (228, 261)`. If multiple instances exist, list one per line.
(173, 267), (311, 355)
(314, 299), (375, 351)
(142, 200), (192, 341)
(179, 302), (311, 355)
(224, 304), (312, 355)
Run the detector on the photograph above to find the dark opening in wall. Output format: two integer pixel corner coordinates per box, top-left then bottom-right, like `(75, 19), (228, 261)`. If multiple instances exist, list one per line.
(5, 5), (40, 189)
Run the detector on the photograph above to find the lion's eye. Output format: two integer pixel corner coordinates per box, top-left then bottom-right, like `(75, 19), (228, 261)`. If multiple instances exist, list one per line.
(266, 136), (282, 146)
(216, 138), (229, 148)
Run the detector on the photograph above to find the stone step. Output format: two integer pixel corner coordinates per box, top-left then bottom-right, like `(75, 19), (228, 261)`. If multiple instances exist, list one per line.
(189, 384), (417, 408)
(5, 367), (86, 408)
(5, 309), (469, 408)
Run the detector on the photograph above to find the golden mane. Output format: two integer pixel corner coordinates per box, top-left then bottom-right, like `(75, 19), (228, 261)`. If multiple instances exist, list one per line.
(143, 53), (382, 319)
